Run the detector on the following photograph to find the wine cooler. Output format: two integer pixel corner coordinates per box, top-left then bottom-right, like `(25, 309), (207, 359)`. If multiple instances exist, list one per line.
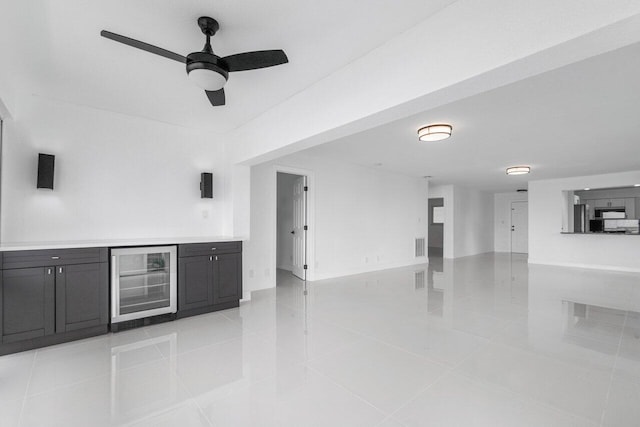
(111, 246), (177, 323)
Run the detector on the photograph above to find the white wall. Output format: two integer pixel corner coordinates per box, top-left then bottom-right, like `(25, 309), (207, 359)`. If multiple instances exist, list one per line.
(529, 170), (640, 272)
(244, 153), (428, 294)
(494, 192), (529, 252)
(276, 173), (297, 270)
(429, 184), (494, 258)
(0, 95), (230, 243)
(453, 186), (494, 258)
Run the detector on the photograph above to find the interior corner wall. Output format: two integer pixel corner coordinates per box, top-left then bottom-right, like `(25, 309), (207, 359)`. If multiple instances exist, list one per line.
(452, 186), (494, 258)
(0, 94), (231, 243)
(494, 191), (528, 252)
(243, 153), (428, 293)
(529, 170), (640, 272)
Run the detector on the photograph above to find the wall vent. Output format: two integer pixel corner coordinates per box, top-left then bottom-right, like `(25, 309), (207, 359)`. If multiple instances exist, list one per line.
(415, 237), (426, 257)
(414, 270), (425, 290)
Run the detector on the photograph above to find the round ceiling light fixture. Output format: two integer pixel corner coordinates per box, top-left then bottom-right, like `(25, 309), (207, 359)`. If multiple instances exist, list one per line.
(506, 166), (531, 175)
(186, 52), (229, 91)
(417, 124), (452, 142)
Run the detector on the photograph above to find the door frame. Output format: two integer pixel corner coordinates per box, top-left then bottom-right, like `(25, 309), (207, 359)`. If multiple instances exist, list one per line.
(273, 165), (315, 282)
(510, 201), (528, 254)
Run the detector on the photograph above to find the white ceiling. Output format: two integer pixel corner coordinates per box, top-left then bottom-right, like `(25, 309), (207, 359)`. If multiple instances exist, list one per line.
(2, 2), (639, 193)
(0, 0), (456, 133)
(300, 42), (640, 192)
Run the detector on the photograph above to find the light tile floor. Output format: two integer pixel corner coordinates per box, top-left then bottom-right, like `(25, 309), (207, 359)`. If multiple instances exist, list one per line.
(1, 253), (639, 426)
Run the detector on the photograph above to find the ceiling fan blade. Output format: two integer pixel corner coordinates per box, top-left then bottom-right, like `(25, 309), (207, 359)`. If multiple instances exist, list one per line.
(205, 89), (226, 106)
(100, 30), (187, 63)
(222, 50), (288, 72)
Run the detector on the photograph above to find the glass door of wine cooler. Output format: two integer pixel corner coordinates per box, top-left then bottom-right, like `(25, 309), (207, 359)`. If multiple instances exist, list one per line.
(111, 246), (177, 323)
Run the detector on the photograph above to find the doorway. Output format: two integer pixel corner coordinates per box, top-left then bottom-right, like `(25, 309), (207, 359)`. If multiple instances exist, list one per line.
(276, 172), (307, 281)
(511, 201), (528, 254)
(428, 198), (444, 258)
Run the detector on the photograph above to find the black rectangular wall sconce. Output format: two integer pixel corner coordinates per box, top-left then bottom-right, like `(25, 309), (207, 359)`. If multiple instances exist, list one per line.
(200, 172), (213, 198)
(37, 153), (55, 189)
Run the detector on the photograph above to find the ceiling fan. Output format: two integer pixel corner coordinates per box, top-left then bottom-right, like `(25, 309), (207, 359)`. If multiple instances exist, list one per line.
(100, 16), (289, 106)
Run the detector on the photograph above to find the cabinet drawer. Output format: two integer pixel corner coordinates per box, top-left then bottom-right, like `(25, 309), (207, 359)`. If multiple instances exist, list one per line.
(1, 248), (107, 269)
(178, 241), (242, 257)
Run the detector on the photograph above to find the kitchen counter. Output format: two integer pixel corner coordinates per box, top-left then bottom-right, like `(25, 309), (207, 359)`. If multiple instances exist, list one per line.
(0, 236), (247, 251)
(561, 232), (640, 235)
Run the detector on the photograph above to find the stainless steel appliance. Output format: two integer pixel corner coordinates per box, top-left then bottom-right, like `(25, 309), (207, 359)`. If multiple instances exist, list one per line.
(111, 246), (177, 324)
(573, 204), (586, 233)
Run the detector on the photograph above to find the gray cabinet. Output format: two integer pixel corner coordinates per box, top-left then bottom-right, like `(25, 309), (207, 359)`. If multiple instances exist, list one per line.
(178, 255), (212, 311)
(1, 267), (55, 343)
(177, 242), (242, 318)
(591, 197), (637, 217)
(1, 248), (108, 353)
(214, 253), (242, 305)
(56, 262), (109, 333)
(593, 198), (630, 209)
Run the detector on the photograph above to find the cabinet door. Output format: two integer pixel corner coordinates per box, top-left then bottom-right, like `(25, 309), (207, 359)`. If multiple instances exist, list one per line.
(178, 256), (213, 311)
(610, 198), (626, 208)
(213, 253), (242, 305)
(56, 263), (108, 333)
(594, 199), (609, 208)
(2, 267), (55, 343)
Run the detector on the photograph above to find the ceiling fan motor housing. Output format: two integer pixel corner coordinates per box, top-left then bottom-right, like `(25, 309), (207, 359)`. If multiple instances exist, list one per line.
(186, 52), (229, 90)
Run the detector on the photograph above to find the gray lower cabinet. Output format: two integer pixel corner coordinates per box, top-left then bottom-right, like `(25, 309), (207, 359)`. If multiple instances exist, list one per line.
(0, 248), (108, 354)
(55, 262), (109, 332)
(178, 242), (242, 317)
(214, 253), (242, 305)
(178, 255), (212, 311)
(1, 267), (55, 343)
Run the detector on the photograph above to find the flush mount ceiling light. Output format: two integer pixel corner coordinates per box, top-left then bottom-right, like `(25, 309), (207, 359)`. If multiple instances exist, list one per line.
(505, 166), (530, 175)
(417, 124), (452, 142)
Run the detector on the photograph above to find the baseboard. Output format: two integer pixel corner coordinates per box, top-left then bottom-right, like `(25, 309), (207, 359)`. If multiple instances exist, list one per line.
(311, 258), (429, 282)
(176, 300), (239, 319)
(0, 325), (108, 356)
(528, 258), (640, 273)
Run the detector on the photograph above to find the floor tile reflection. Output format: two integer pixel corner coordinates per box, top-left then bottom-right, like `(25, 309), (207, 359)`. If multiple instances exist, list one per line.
(1, 253), (639, 426)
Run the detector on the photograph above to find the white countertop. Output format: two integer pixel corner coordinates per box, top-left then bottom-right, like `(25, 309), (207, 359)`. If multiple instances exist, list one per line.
(0, 236), (247, 251)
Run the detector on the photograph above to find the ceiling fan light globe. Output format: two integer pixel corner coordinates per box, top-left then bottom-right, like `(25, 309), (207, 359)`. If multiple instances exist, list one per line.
(188, 68), (227, 91)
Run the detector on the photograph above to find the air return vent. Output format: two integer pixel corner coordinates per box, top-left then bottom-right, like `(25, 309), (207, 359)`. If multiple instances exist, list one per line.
(415, 237), (426, 258)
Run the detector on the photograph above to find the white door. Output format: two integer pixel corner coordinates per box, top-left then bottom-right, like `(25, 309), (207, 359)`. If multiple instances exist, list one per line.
(291, 176), (307, 280)
(511, 201), (528, 254)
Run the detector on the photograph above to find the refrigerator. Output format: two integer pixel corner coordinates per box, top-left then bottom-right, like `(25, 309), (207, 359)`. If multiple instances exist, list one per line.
(574, 204), (587, 233)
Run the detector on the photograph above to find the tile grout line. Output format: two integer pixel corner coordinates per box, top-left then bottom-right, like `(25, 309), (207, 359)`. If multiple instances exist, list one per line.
(147, 326), (217, 427)
(449, 316), (606, 426)
(16, 350), (38, 426)
(375, 327), (495, 425)
(304, 364), (392, 421)
(598, 310), (627, 427)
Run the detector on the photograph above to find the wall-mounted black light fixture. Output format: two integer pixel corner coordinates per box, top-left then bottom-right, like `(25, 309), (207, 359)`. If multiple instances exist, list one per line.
(200, 172), (213, 198)
(37, 153), (55, 189)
